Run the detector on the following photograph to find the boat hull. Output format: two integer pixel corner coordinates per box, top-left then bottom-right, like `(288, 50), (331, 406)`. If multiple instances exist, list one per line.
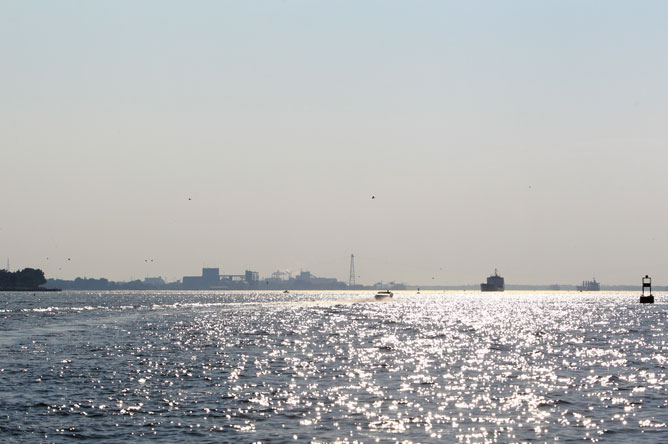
(480, 284), (503, 292)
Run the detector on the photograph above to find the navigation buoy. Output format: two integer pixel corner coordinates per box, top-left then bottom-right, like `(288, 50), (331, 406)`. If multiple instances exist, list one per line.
(640, 275), (654, 304)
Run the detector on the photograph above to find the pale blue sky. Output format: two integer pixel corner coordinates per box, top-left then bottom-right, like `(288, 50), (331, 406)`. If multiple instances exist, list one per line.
(2, 1), (668, 285)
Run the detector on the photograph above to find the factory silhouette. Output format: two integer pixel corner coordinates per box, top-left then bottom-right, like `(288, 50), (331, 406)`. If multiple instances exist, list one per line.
(178, 254), (396, 291)
(179, 267), (380, 291)
(45, 260), (406, 291)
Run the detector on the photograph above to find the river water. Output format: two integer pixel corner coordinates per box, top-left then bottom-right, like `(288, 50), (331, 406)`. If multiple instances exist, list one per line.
(0, 290), (666, 443)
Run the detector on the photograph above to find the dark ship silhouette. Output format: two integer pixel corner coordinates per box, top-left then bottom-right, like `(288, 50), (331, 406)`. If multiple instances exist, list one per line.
(481, 269), (504, 292)
(576, 278), (600, 291)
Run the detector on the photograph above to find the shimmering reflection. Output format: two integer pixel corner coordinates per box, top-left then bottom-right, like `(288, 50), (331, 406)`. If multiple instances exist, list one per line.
(0, 291), (666, 442)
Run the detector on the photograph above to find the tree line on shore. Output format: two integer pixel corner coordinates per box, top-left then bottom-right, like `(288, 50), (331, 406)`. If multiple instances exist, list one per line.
(45, 277), (175, 290)
(0, 268), (47, 290)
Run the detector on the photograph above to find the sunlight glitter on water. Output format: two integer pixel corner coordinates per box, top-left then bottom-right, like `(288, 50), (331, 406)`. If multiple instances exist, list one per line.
(0, 290), (667, 442)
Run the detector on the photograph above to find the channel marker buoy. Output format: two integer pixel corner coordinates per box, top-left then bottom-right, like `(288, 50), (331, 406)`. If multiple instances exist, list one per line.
(640, 275), (654, 304)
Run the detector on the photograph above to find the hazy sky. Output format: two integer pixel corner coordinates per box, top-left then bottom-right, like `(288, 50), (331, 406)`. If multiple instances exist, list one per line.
(2, 1), (668, 285)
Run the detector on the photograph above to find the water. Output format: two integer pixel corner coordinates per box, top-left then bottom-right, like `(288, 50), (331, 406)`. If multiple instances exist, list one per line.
(1, 290), (666, 443)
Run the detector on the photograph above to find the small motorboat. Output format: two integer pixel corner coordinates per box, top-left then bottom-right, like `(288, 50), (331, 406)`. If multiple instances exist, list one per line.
(374, 290), (393, 299)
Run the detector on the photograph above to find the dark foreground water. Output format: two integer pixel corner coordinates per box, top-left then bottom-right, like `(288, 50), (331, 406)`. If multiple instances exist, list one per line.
(0, 290), (666, 443)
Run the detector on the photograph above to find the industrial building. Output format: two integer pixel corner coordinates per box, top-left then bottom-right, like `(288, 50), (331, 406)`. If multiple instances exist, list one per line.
(182, 267), (260, 290)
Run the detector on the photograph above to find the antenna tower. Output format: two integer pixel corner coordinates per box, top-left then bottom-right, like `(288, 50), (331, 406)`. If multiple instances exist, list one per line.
(348, 254), (356, 287)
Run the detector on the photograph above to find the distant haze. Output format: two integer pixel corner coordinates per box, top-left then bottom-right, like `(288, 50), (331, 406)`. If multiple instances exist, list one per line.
(2, 1), (668, 286)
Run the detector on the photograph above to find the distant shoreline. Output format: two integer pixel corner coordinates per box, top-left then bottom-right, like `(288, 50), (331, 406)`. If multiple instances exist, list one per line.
(10, 287), (653, 292)
(0, 287), (61, 292)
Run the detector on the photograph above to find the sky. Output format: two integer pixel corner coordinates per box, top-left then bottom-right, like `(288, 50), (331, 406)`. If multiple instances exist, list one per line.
(1, 1), (668, 286)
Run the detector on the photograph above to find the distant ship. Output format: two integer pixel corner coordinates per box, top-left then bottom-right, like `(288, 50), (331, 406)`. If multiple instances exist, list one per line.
(576, 278), (600, 291)
(481, 269), (504, 292)
(375, 290), (393, 299)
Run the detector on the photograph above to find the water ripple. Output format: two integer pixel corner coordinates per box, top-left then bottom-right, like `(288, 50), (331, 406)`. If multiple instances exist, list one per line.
(0, 290), (666, 442)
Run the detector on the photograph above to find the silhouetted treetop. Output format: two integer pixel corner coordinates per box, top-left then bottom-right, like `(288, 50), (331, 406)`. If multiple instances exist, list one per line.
(0, 268), (47, 289)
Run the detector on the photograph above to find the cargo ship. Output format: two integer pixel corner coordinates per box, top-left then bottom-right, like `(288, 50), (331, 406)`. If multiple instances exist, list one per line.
(576, 278), (600, 291)
(481, 269), (504, 292)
